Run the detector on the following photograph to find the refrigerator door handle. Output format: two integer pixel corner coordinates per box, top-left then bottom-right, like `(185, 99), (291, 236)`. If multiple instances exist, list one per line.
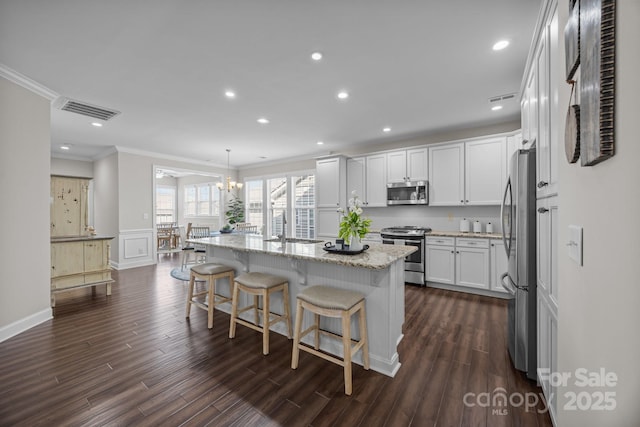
(500, 177), (512, 258)
(501, 272), (517, 296)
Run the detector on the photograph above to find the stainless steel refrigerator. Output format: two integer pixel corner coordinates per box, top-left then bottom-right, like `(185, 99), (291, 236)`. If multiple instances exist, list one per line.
(500, 147), (537, 381)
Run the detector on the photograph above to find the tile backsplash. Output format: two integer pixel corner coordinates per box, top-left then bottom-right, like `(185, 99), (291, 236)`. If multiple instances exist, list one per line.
(363, 205), (501, 234)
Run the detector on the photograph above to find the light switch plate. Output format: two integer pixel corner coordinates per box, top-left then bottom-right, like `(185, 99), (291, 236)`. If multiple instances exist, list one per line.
(568, 225), (583, 266)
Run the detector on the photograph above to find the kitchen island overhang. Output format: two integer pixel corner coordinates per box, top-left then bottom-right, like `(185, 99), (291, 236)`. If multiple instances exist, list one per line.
(186, 234), (416, 377)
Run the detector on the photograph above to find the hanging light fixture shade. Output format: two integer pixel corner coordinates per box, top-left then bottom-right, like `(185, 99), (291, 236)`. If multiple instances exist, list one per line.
(216, 149), (243, 192)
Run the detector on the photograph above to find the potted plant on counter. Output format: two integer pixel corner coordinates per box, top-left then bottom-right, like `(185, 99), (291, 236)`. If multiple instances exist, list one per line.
(225, 196), (245, 226)
(338, 191), (371, 251)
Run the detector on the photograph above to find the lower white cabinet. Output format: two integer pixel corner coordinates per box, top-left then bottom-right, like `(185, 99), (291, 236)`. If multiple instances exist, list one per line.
(425, 239), (455, 284)
(455, 238), (489, 289)
(538, 291), (558, 419)
(426, 237), (493, 291)
(489, 239), (508, 293)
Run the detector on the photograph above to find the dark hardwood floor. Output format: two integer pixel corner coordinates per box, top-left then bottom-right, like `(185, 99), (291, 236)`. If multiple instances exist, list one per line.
(0, 254), (552, 426)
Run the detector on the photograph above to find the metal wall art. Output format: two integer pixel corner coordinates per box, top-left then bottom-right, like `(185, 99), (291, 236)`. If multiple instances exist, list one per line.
(578, 0), (616, 165)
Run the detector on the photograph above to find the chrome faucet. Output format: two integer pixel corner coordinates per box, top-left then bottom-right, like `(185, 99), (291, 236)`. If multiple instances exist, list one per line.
(278, 210), (287, 244)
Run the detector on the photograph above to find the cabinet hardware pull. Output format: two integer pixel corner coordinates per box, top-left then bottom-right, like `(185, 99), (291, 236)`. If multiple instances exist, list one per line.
(522, 139), (529, 145)
(466, 200), (469, 203)
(537, 181), (548, 188)
(538, 207), (549, 213)
(460, 200), (464, 203)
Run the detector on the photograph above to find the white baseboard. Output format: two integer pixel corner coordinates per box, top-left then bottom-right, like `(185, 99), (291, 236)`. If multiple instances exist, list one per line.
(0, 308), (52, 343)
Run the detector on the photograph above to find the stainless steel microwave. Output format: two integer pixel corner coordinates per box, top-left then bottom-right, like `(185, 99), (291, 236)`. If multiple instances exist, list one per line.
(386, 181), (428, 205)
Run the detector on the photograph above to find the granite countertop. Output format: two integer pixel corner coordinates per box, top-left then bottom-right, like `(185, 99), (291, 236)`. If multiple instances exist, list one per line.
(51, 235), (115, 242)
(427, 230), (503, 239)
(188, 234), (417, 270)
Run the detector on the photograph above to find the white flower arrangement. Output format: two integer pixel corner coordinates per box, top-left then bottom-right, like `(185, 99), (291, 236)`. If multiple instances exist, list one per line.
(338, 191), (372, 244)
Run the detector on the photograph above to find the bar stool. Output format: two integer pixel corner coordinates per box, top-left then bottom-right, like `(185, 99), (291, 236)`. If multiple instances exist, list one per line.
(228, 272), (292, 355)
(291, 285), (369, 395)
(185, 263), (234, 329)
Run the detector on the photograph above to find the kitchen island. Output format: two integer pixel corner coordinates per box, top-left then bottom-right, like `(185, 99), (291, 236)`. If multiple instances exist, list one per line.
(188, 234), (416, 377)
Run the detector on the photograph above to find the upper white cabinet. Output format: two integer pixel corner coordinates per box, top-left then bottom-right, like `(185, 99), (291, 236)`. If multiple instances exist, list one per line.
(346, 156), (365, 202)
(316, 156), (346, 208)
(365, 154), (387, 207)
(536, 9), (559, 199)
(428, 143), (465, 206)
(429, 137), (506, 206)
(387, 148), (428, 183)
(465, 137), (506, 205)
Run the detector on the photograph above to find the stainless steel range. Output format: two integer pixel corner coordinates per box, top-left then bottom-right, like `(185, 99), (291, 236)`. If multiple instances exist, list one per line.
(380, 226), (431, 286)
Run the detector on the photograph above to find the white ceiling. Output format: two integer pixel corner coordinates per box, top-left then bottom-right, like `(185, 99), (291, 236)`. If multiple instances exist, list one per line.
(0, 0), (541, 168)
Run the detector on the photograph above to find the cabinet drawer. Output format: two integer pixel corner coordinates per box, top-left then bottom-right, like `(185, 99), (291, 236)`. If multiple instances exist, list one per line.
(456, 238), (489, 249)
(425, 236), (455, 246)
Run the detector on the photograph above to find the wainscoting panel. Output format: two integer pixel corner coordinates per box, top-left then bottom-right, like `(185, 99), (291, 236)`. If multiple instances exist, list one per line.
(114, 229), (154, 270)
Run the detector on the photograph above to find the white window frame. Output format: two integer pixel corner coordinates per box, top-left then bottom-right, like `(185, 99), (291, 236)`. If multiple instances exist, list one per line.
(183, 182), (221, 218)
(156, 184), (177, 224)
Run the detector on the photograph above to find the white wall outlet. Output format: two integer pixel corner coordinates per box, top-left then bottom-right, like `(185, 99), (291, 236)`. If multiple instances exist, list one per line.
(143, 213), (148, 220)
(567, 225), (583, 266)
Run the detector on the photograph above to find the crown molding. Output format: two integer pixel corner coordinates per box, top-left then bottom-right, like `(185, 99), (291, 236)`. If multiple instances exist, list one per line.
(0, 63), (59, 101)
(113, 145), (228, 170)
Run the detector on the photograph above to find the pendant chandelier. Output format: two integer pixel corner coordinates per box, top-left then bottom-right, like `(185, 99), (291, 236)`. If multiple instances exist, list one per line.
(216, 149), (243, 192)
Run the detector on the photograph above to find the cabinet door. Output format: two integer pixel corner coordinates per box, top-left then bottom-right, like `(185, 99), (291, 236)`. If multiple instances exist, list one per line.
(426, 245), (455, 285)
(387, 151), (407, 183)
(535, 25), (552, 199)
(51, 177), (84, 237)
(455, 247), (489, 289)
(51, 242), (84, 277)
(465, 137), (506, 205)
(316, 157), (345, 208)
(407, 148), (428, 181)
(365, 154), (387, 207)
(316, 208), (341, 238)
(537, 197), (558, 311)
(506, 132), (521, 179)
(490, 240), (508, 293)
(347, 157), (366, 204)
(428, 143), (464, 206)
(84, 240), (107, 272)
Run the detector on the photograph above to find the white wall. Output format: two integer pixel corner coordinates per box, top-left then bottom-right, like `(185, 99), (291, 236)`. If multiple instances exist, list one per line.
(557, 0), (640, 424)
(0, 77), (52, 340)
(50, 157), (93, 178)
(93, 152), (119, 263)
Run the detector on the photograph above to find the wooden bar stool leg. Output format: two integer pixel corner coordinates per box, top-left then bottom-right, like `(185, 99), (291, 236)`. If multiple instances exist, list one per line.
(342, 310), (353, 395)
(263, 289), (270, 355)
(358, 301), (370, 370)
(254, 294), (260, 326)
(207, 275), (214, 329)
(282, 284), (292, 339)
(186, 273), (195, 318)
(314, 313), (320, 349)
(229, 281), (239, 338)
(291, 299), (304, 369)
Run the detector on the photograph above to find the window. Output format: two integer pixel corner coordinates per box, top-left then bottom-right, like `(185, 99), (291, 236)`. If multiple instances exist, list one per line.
(184, 182), (220, 218)
(293, 174), (315, 239)
(243, 171), (316, 238)
(156, 185), (176, 224)
(246, 180), (264, 233)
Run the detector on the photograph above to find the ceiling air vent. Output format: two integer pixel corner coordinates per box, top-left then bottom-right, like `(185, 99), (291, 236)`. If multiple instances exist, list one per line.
(58, 98), (120, 120)
(488, 92), (517, 104)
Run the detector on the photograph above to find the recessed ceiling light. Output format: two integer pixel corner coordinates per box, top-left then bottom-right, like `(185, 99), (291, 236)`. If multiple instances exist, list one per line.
(311, 52), (323, 61)
(60, 144), (71, 150)
(257, 118), (270, 124)
(383, 127), (391, 133)
(492, 105), (503, 111)
(337, 91), (349, 100)
(225, 90), (236, 98)
(91, 122), (103, 127)
(317, 141), (324, 145)
(492, 40), (509, 51)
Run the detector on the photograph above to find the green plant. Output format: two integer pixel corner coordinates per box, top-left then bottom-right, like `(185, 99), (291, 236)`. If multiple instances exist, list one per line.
(338, 191), (371, 244)
(225, 196), (245, 225)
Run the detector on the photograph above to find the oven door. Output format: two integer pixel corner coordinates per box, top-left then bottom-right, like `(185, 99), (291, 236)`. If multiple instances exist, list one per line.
(381, 236), (425, 272)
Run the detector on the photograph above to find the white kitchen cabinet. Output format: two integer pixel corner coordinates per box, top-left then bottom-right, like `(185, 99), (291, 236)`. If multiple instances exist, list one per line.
(455, 238), (489, 290)
(428, 143), (464, 206)
(489, 239), (508, 293)
(346, 156), (365, 202)
(538, 290), (558, 420)
(316, 208), (342, 239)
(537, 197), (558, 311)
(465, 137), (506, 205)
(387, 148), (428, 183)
(365, 154), (387, 207)
(536, 9), (559, 199)
(425, 237), (455, 285)
(316, 156), (346, 209)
